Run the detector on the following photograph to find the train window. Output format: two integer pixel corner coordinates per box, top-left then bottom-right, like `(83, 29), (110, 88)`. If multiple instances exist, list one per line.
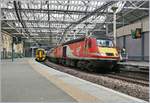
(39, 50), (44, 55)
(97, 39), (113, 47)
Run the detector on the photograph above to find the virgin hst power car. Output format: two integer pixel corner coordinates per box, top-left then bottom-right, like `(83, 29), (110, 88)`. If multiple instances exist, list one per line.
(46, 36), (120, 72)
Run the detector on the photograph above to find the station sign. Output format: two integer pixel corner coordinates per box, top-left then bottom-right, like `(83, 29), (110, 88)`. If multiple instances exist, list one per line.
(131, 28), (142, 39)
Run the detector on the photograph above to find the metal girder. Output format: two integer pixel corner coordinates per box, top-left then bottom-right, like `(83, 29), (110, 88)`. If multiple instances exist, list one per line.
(65, 1), (117, 30)
(1, 1), (104, 10)
(123, 1), (149, 10)
(28, 36), (82, 39)
(12, 31), (84, 35)
(93, 1), (149, 34)
(11, 32), (53, 35)
(47, 1), (51, 33)
(117, 1), (149, 21)
(58, 1), (117, 43)
(13, 1), (30, 37)
(2, 27), (64, 30)
(123, 7), (149, 10)
(2, 21), (28, 38)
(3, 20), (77, 24)
(2, 0), (149, 44)
(2, 8), (115, 15)
(21, 1), (100, 8)
(3, 19), (126, 25)
(3, 27), (106, 31)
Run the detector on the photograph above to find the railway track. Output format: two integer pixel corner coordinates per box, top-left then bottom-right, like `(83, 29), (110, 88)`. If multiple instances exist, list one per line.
(43, 60), (149, 101)
(113, 72), (148, 81)
(105, 74), (149, 86)
(120, 69), (149, 74)
(44, 60), (149, 86)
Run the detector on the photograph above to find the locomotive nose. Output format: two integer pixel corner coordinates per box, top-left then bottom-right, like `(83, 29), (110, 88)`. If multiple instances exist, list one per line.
(39, 51), (43, 58)
(98, 47), (119, 57)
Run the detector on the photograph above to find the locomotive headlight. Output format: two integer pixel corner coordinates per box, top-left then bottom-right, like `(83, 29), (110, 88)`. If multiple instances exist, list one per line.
(100, 53), (106, 56)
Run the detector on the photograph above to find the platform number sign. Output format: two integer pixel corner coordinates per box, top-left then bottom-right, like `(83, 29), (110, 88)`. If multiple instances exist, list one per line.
(131, 28), (142, 39)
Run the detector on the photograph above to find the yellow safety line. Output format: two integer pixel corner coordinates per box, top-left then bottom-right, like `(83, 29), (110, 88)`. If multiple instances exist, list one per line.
(28, 59), (100, 102)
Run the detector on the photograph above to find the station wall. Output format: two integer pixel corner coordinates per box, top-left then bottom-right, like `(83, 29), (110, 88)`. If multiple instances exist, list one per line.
(117, 32), (149, 61)
(116, 17), (149, 37)
(116, 16), (149, 61)
(1, 32), (12, 59)
(1, 31), (24, 59)
(126, 35), (142, 60)
(144, 32), (149, 61)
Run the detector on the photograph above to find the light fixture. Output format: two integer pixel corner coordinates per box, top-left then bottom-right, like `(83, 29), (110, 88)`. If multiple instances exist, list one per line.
(103, 24), (106, 28)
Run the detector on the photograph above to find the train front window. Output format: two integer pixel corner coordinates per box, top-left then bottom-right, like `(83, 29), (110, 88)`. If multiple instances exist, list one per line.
(97, 39), (114, 47)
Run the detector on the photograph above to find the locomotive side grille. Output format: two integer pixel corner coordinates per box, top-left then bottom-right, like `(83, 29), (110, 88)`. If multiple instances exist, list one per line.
(106, 53), (114, 56)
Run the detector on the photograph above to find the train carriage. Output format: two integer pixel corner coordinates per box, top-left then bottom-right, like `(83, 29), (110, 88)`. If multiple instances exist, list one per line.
(47, 36), (120, 72)
(35, 48), (46, 62)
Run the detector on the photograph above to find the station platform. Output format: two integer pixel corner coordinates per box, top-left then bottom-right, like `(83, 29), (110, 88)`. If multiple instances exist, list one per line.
(1, 58), (148, 103)
(118, 61), (149, 68)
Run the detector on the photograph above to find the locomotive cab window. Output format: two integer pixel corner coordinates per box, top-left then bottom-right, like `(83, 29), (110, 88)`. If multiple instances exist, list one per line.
(97, 39), (114, 47)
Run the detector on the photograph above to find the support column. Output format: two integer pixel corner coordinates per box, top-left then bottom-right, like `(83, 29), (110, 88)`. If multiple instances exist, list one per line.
(12, 37), (14, 62)
(32, 47), (34, 58)
(113, 12), (117, 45)
(111, 6), (118, 46)
(86, 28), (88, 37)
(123, 36), (126, 49)
(73, 30), (76, 39)
(141, 33), (144, 60)
(106, 24), (108, 35)
(0, 8), (1, 60)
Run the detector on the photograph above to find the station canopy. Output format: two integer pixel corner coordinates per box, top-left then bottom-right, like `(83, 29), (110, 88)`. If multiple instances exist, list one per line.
(1, 0), (149, 45)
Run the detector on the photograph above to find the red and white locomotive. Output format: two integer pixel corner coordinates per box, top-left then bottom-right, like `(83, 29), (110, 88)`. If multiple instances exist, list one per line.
(46, 36), (120, 72)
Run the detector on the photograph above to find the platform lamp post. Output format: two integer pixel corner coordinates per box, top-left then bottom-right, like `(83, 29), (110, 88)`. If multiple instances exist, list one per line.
(111, 6), (118, 46)
(31, 47), (34, 58)
(73, 30), (76, 39)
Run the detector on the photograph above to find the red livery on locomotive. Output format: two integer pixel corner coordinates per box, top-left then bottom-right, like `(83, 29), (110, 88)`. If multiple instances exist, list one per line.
(46, 36), (120, 72)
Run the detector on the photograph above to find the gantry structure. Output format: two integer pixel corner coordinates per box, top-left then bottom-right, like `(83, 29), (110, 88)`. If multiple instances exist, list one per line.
(1, 0), (149, 46)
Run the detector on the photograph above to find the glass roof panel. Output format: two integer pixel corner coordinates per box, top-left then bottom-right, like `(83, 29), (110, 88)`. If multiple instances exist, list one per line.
(1, 0), (149, 43)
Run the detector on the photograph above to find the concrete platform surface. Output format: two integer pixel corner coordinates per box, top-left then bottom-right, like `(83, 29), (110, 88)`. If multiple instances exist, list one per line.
(1, 58), (76, 102)
(1, 58), (148, 103)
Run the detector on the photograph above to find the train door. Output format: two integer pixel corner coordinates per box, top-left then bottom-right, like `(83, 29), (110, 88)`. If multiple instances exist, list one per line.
(84, 39), (88, 56)
(62, 46), (67, 58)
